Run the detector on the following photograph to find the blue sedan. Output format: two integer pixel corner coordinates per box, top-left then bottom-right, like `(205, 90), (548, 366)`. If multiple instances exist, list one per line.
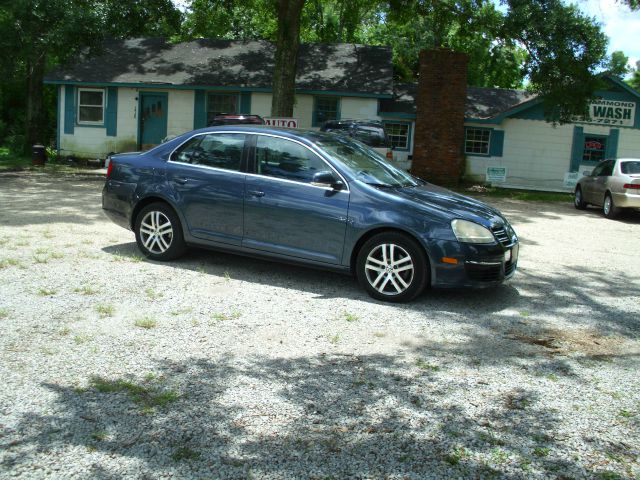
(102, 126), (518, 302)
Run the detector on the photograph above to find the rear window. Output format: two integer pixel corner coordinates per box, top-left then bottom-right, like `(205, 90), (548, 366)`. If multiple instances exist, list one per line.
(352, 126), (388, 148)
(620, 161), (640, 174)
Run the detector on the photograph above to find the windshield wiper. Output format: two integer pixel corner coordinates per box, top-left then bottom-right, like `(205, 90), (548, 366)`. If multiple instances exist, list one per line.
(365, 182), (398, 188)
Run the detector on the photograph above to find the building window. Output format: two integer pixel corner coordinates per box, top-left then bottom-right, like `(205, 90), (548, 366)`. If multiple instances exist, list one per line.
(464, 128), (491, 155)
(582, 136), (607, 162)
(384, 122), (410, 150)
(207, 93), (238, 123)
(77, 88), (104, 124)
(313, 96), (339, 127)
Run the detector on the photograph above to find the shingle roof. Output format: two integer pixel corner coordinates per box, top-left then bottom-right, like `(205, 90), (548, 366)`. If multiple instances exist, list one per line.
(45, 38), (394, 96)
(379, 83), (538, 120)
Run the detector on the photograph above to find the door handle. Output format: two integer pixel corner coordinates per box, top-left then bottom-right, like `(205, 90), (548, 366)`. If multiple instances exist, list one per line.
(248, 190), (265, 197)
(174, 177), (188, 185)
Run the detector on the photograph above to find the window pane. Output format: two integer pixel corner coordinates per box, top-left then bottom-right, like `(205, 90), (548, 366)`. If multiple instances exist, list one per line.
(384, 123), (409, 149)
(621, 161), (640, 174)
(79, 106), (103, 122)
(171, 136), (203, 163)
(256, 136), (327, 183)
(582, 136), (606, 162)
(79, 90), (103, 106)
(464, 128), (490, 155)
(207, 93), (238, 123)
(315, 97), (338, 125)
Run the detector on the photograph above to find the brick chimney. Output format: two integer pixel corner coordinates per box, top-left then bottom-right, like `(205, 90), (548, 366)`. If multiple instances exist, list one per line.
(410, 49), (468, 185)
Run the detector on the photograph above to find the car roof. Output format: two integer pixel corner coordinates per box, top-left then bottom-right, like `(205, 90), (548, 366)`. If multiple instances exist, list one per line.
(193, 125), (338, 144)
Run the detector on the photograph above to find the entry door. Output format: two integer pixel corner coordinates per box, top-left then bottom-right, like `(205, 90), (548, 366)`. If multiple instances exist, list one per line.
(140, 93), (168, 149)
(242, 135), (349, 265)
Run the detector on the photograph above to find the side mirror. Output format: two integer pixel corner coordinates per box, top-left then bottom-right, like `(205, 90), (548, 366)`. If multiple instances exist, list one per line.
(311, 171), (344, 190)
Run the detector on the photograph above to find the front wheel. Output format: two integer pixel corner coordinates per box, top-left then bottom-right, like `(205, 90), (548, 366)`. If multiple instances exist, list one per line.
(134, 202), (187, 261)
(603, 193), (620, 219)
(574, 186), (587, 210)
(356, 232), (428, 302)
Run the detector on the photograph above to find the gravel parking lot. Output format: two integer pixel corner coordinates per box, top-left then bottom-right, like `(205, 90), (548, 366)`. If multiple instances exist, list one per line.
(1, 172), (639, 479)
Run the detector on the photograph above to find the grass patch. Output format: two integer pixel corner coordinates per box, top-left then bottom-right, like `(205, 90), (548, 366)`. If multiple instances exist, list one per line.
(73, 334), (92, 345)
(458, 184), (573, 203)
(0, 258), (23, 269)
(328, 333), (340, 344)
(74, 285), (98, 295)
(415, 358), (440, 372)
(135, 316), (157, 329)
(172, 446), (201, 461)
(618, 409), (634, 418)
(533, 447), (550, 457)
(89, 376), (179, 411)
(211, 310), (241, 322)
(91, 431), (108, 441)
(444, 445), (468, 465)
(0, 308), (8, 319)
(37, 287), (57, 296)
(0, 149), (30, 171)
(343, 312), (359, 322)
(145, 288), (163, 300)
(96, 304), (114, 318)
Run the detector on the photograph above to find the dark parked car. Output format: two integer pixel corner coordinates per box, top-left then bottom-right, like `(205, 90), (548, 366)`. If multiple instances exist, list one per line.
(320, 119), (393, 160)
(103, 126), (518, 302)
(208, 114), (264, 126)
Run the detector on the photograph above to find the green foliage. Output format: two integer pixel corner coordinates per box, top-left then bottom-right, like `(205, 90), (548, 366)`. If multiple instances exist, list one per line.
(502, 0), (608, 123)
(606, 51), (631, 78)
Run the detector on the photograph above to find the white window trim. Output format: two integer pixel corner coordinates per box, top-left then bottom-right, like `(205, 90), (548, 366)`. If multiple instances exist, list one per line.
(464, 128), (491, 156)
(77, 88), (105, 125)
(383, 122), (410, 151)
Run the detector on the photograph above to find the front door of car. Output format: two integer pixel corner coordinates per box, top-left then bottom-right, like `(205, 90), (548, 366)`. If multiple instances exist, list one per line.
(591, 160), (614, 205)
(243, 135), (349, 265)
(166, 132), (247, 245)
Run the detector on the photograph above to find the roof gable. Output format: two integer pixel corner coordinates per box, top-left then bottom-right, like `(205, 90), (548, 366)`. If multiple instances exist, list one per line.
(45, 38), (394, 96)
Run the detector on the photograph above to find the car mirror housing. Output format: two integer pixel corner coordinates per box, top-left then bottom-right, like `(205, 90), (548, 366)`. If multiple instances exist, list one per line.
(311, 171), (343, 190)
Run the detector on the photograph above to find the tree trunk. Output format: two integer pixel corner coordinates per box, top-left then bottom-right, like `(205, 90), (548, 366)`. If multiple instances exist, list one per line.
(25, 52), (46, 153)
(271, 0), (305, 117)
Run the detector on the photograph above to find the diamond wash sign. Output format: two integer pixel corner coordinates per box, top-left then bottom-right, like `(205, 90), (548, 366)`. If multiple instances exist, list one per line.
(585, 100), (636, 127)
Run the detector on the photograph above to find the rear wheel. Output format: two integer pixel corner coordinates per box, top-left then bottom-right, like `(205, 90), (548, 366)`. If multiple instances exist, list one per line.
(603, 193), (620, 219)
(356, 232), (428, 302)
(134, 202), (187, 260)
(574, 186), (587, 210)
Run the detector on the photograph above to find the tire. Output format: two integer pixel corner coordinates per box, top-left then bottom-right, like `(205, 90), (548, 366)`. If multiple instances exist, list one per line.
(356, 232), (429, 302)
(603, 193), (620, 219)
(574, 186), (587, 210)
(134, 202), (187, 261)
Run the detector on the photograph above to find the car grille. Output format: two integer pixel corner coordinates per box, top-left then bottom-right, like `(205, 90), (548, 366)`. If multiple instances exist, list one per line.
(466, 263), (502, 282)
(491, 225), (512, 246)
(505, 261), (516, 277)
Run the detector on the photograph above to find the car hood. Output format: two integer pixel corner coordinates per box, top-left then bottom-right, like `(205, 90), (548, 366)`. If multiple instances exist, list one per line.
(389, 183), (507, 226)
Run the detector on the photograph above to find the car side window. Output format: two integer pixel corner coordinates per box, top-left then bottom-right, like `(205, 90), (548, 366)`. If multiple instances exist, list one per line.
(171, 133), (245, 171)
(255, 136), (328, 184)
(601, 160), (614, 177)
(591, 163), (606, 177)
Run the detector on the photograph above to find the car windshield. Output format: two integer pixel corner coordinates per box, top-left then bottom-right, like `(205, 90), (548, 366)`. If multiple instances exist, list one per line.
(620, 161), (640, 174)
(315, 135), (418, 187)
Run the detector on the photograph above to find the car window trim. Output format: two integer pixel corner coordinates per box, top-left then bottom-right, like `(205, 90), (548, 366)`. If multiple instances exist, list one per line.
(168, 130), (349, 192)
(168, 131), (251, 173)
(246, 132), (350, 192)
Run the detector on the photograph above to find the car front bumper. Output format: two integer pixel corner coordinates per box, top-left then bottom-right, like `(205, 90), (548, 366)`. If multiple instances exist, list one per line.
(425, 237), (519, 288)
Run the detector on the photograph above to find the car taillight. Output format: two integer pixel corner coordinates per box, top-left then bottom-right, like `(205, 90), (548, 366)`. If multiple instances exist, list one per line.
(623, 183), (640, 189)
(106, 160), (114, 179)
(386, 150), (393, 160)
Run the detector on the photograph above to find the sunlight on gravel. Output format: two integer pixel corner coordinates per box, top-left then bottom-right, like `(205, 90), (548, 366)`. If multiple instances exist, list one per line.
(1, 172), (639, 479)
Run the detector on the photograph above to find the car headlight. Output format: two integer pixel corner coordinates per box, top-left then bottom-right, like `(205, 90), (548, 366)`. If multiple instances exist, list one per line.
(451, 219), (495, 244)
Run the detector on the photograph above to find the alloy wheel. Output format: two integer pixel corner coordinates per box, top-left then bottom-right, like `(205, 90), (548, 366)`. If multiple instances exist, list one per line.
(139, 211), (174, 254)
(364, 243), (414, 295)
(603, 196), (611, 215)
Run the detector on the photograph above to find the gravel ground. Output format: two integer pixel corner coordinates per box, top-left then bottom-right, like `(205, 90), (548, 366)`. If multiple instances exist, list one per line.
(0, 171), (639, 479)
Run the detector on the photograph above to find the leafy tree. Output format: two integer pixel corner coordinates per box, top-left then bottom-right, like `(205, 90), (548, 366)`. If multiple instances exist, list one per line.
(605, 51), (631, 78)
(501, 0), (608, 123)
(628, 61), (640, 91)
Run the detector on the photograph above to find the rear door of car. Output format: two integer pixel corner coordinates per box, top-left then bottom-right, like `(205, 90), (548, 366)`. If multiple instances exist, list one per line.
(166, 132), (247, 245)
(242, 134), (350, 265)
(582, 162), (606, 204)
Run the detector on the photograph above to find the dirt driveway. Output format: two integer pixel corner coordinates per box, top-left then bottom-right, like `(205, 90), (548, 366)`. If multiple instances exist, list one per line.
(1, 172), (639, 479)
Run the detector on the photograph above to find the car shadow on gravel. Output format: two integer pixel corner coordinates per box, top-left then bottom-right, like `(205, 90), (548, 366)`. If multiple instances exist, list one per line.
(2, 354), (605, 479)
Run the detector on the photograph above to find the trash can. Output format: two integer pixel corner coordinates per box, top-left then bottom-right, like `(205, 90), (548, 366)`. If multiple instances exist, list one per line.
(32, 144), (47, 166)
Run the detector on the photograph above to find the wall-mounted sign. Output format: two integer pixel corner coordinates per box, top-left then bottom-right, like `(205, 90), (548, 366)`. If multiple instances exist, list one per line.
(583, 100), (636, 127)
(563, 172), (580, 187)
(486, 166), (507, 183)
(265, 117), (298, 128)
